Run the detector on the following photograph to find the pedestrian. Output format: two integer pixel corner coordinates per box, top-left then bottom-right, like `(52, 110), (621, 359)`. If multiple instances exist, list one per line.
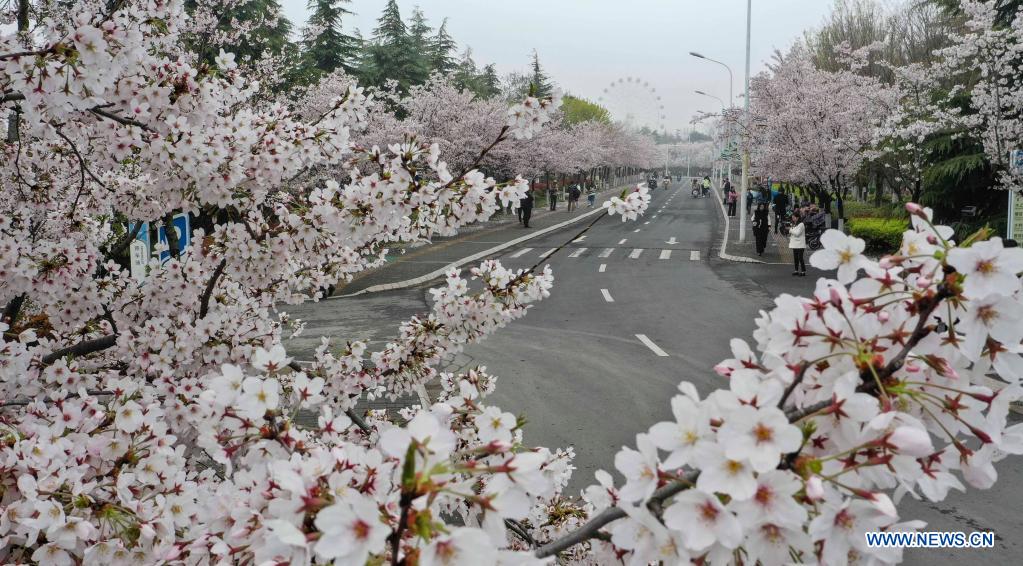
(834, 191), (845, 221)
(548, 185), (558, 211)
(788, 212), (806, 276)
(723, 178), (732, 195)
(568, 184), (581, 212)
(726, 187), (738, 217)
(772, 188), (789, 234)
(753, 202), (770, 256)
(519, 191), (534, 228)
(586, 185), (596, 208)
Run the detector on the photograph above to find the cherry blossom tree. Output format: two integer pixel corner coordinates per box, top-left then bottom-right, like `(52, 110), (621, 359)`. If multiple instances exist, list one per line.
(3, 2), (1023, 566)
(749, 45), (897, 208)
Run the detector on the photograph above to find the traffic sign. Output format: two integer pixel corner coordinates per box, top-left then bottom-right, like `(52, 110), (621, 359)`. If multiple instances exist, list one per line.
(156, 213), (191, 265)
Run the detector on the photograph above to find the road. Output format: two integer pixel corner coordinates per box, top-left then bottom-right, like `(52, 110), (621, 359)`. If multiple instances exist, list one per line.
(284, 181), (1023, 564)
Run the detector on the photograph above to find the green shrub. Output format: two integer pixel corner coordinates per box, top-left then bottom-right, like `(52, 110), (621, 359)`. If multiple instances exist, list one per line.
(847, 217), (907, 255)
(842, 200), (905, 220)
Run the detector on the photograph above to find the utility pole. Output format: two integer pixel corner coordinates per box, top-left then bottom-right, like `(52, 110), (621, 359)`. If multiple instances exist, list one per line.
(739, 0), (752, 243)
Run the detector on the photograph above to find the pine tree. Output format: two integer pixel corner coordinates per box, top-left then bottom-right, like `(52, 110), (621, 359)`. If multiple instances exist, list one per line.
(186, 0), (294, 66)
(363, 0), (420, 90)
(302, 0), (360, 79)
(430, 19), (458, 75)
(406, 7), (433, 85)
(476, 64), (501, 99)
(529, 49), (554, 98)
(452, 48), (479, 93)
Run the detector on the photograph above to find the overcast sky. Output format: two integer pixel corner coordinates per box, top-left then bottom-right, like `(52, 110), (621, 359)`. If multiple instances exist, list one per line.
(280, 1), (836, 135)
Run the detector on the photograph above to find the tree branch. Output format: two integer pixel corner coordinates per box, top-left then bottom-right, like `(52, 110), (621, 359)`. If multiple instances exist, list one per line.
(198, 259), (227, 319)
(40, 334), (117, 365)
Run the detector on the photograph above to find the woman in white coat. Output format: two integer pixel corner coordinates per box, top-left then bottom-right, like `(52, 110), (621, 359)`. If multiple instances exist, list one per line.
(788, 213), (807, 276)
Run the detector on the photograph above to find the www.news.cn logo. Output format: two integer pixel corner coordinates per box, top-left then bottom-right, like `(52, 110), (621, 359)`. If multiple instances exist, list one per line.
(865, 531), (995, 548)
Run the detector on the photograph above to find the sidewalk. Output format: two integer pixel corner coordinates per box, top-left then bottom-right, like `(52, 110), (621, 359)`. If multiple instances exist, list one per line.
(333, 183), (633, 295)
(711, 186), (790, 265)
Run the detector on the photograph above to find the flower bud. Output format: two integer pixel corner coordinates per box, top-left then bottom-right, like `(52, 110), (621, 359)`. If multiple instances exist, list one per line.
(806, 476), (824, 501)
(889, 425), (933, 457)
(905, 202), (926, 217)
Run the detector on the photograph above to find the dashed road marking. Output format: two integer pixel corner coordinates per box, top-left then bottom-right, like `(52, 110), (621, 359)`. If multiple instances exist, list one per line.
(573, 235), (587, 242)
(690, 250), (700, 261)
(629, 249), (643, 259)
(510, 247), (533, 258)
(569, 248), (587, 258)
(660, 250), (671, 260)
(599, 263), (607, 273)
(601, 288), (614, 302)
(618, 238), (628, 245)
(599, 248), (614, 258)
(539, 249), (555, 258)
(633, 228), (641, 233)
(644, 221), (650, 225)
(636, 334), (669, 357)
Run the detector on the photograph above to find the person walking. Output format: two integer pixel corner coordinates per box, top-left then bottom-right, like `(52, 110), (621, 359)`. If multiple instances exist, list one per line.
(788, 212), (806, 276)
(726, 187), (738, 217)
(519, 191), (534, 228)
(548, 185), (558, 211)
(746, 186), (756, 217)
(772, 188), (789, 234)
(567, 184), (581, 212)
(586, 185), (596, 208)
(753, 202), (770, 256)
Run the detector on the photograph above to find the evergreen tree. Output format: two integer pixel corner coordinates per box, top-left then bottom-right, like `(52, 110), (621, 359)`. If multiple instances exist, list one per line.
(185, 0), (294, 66)
(476, 64), (502, 99)
(529, 49), (554, 98)
(406, 7), (433, 85)
(452, 48), (479, 93)
(362, 0), (420, 90)
(430, 19), (459, 75)
(302, 0), (360, 79)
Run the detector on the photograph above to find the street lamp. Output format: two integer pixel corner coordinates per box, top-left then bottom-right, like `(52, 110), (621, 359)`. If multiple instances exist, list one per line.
(694, 90), (725, 110)
(690, 52), (733, 106)
(740, 0), (752, 244)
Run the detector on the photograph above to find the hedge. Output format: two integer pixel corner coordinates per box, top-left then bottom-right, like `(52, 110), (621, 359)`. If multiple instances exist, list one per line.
(847, 217), (907, 255)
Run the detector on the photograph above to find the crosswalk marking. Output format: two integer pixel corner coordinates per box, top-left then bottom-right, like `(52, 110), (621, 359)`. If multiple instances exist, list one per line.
(601, 289), (614, 302)
(690, 250), (700, 261)
(510, 247), (533, 258)
(599, 263), (607, 273)
(569, 248), (587, 258)
(629, 249), (643, 259)
(599, 248), (614, 258)
(659, 250), (671, 260)
(539, 249), (555, 258)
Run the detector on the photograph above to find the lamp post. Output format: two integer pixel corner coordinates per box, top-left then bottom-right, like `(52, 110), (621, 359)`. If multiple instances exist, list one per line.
(692, 52), (737, 194)
(695, 90), (732, 185)
(739, 0), (752, 243)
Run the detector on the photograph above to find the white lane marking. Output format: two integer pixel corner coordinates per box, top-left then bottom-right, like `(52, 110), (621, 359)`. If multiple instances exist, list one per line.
(652, 215), (658, 219)
(539, 248), (555, 258)
(666, 237), (677, 245)
(618, 238), (628, 245)
(601, 288), (614, 302)
(599, 248), (614, 258)
(636, 334), (669, 357)
(569, 248), (587, 258)
(629, 248), (643, 259)
(510, 247), (533, 258)
(633, 228), (641, 233)
(573, 235), (587, 242)
(599, 263), (607, 273)
(660, 249), (671, 260)
(644, 221), (650, 225)
(690, 250), (700, 261)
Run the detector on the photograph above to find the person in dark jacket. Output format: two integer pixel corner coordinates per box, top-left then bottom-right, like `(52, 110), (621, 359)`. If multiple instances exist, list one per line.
(753, 202), (770, 256)
(519, 191), (534, 228)
(772, 189), (789, 234)
(548, 186), (558, 211)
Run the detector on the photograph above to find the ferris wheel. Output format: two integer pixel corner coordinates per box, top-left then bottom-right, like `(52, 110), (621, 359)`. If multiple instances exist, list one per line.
(597, 77), (667, 134)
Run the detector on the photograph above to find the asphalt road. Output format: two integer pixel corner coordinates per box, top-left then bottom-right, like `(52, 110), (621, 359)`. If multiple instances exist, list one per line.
(284, 181), (1023, 564)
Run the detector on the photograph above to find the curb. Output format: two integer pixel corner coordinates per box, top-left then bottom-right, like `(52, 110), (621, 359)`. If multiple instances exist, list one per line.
(712, 186), (762, 264)
(332, 202), (611, 298)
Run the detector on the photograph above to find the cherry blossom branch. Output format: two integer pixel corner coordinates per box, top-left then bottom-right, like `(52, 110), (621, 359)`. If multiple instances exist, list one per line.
(535, 471), (699, 558)
(40, 334), (117, 365)
(198, 259), (227, 319)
